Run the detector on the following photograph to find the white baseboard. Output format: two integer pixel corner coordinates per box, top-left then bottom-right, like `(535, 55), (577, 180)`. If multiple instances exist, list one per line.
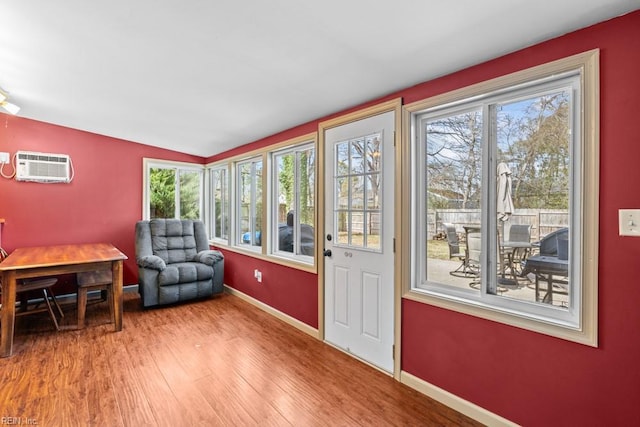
(400, 371), (519, 427)
(223, 285), (319, 339)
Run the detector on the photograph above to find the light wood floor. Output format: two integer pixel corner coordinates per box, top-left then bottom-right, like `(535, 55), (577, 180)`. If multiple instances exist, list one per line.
(0, 291), (481, 426)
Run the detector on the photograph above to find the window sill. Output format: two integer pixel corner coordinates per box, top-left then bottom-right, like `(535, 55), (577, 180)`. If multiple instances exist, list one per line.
(209, 240), (317, 274)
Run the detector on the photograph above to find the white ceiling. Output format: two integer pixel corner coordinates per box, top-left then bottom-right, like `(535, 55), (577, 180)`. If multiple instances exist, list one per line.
(1, 1), (638, 157)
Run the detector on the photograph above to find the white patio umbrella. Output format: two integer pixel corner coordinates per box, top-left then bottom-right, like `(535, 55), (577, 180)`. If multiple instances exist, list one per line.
(497, 162), (515, 286)
(497, 162), (514, 222)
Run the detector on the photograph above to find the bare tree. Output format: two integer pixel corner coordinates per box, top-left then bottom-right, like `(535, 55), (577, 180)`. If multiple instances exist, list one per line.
(426, 110), (483, 208)
(498, 93), (570, 209)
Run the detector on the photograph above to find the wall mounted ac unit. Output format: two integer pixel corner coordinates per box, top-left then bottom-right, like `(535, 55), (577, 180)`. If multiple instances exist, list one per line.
(16, 151), (71, 183)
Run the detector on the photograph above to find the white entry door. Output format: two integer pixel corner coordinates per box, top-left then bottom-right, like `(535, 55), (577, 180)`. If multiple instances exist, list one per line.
(324, 110), (395, 373)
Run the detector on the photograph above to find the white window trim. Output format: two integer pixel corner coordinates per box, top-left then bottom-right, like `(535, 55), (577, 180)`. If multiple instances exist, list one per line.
(402, 50), (599, 346)
(142, 158), (205, 220)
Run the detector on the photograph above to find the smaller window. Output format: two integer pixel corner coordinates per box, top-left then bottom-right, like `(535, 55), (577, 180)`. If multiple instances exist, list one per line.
(271, 142), (316, 263)
(210, 165), (229, 243)
(143, 159), (204, 220)
(236, 157), (263, 250)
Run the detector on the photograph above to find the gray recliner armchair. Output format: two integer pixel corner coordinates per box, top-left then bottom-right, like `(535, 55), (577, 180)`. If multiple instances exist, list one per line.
(135, 219), (224, 308)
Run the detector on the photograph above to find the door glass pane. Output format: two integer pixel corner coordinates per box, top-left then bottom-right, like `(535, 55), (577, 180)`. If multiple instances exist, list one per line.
(334, 132), (384, 252)
(350, 211), (365, 248)
(424, 109), (483, 292)
(350, 138), (364, 173)
(336, 141), (349, 175)
(351, 176), (364, 209)
(494, 91), (571, 308)
(365, 134), (382, 173)
(336, 177), (349, 210)
(336, 211), (349, 245)
(366, 174), (381, 209)
(367, 211), (381, 250)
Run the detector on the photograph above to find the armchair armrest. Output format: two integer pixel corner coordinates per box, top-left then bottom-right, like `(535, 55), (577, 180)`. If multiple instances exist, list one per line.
(137, 255), (166, 271)
(195, 250), (224, 267)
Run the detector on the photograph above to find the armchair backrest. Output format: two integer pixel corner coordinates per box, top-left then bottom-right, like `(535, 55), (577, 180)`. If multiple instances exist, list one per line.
(136, 219), (210, 264)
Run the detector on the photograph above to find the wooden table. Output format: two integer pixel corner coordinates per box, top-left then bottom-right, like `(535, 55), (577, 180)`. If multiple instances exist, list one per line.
(0, 243), (127, 357)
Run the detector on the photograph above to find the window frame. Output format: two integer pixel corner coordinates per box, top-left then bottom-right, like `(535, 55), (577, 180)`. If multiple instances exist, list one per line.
(270, 140), (316, 265)
(142, 158), (205, 221)
(209, 163), (230, 245)
(204, 133), (317, 273)
(234, 155), (264, 252)
(402, 50), (599, 346)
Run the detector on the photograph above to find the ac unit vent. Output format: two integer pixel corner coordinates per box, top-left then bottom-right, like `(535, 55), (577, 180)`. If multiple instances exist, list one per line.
(16, 151), (71, 183)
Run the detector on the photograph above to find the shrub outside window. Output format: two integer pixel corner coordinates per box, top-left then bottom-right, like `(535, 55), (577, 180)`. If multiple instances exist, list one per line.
(144, 159), (203, 221)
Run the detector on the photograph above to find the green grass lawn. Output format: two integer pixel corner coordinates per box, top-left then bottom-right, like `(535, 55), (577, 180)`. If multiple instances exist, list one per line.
(427, 239), (450, 260)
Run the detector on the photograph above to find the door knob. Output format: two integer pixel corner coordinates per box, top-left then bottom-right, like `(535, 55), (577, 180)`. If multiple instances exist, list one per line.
(323, 249), (332, 257)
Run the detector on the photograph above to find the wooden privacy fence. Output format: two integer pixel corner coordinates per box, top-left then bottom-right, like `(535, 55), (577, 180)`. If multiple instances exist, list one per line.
(430, 209), (569, 241)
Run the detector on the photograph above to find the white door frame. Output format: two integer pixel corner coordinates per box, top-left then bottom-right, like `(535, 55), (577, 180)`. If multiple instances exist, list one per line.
(317, 98), (403, 379)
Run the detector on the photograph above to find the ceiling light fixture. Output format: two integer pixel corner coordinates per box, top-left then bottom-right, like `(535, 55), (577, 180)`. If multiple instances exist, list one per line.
(0, 87), (20, 115)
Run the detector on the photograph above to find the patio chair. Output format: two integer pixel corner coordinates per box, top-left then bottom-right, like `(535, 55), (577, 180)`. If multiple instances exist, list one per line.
(444, 223), (468, 277)
(506, 224), (532, 276)
(466, 227), (482, 287)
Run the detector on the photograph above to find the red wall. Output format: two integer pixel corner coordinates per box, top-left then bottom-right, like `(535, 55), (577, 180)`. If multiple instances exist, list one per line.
(209, 10), (640, 426)
(1, 9), (638, 425)
(212, 247), (318, 327)
(399, 12), (640, 426)
(0, 117), (204, 288)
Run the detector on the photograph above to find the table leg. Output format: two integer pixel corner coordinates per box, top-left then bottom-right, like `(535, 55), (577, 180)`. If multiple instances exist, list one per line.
(111, 259), (123, 331)
(1, 270), (17, 357)
(543, 273), (553, 304)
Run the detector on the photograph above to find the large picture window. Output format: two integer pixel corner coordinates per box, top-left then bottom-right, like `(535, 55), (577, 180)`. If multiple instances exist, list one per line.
(271, 142), (316, 262)
(404, 51), (599, 345)
(143, 159), (204, 220)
